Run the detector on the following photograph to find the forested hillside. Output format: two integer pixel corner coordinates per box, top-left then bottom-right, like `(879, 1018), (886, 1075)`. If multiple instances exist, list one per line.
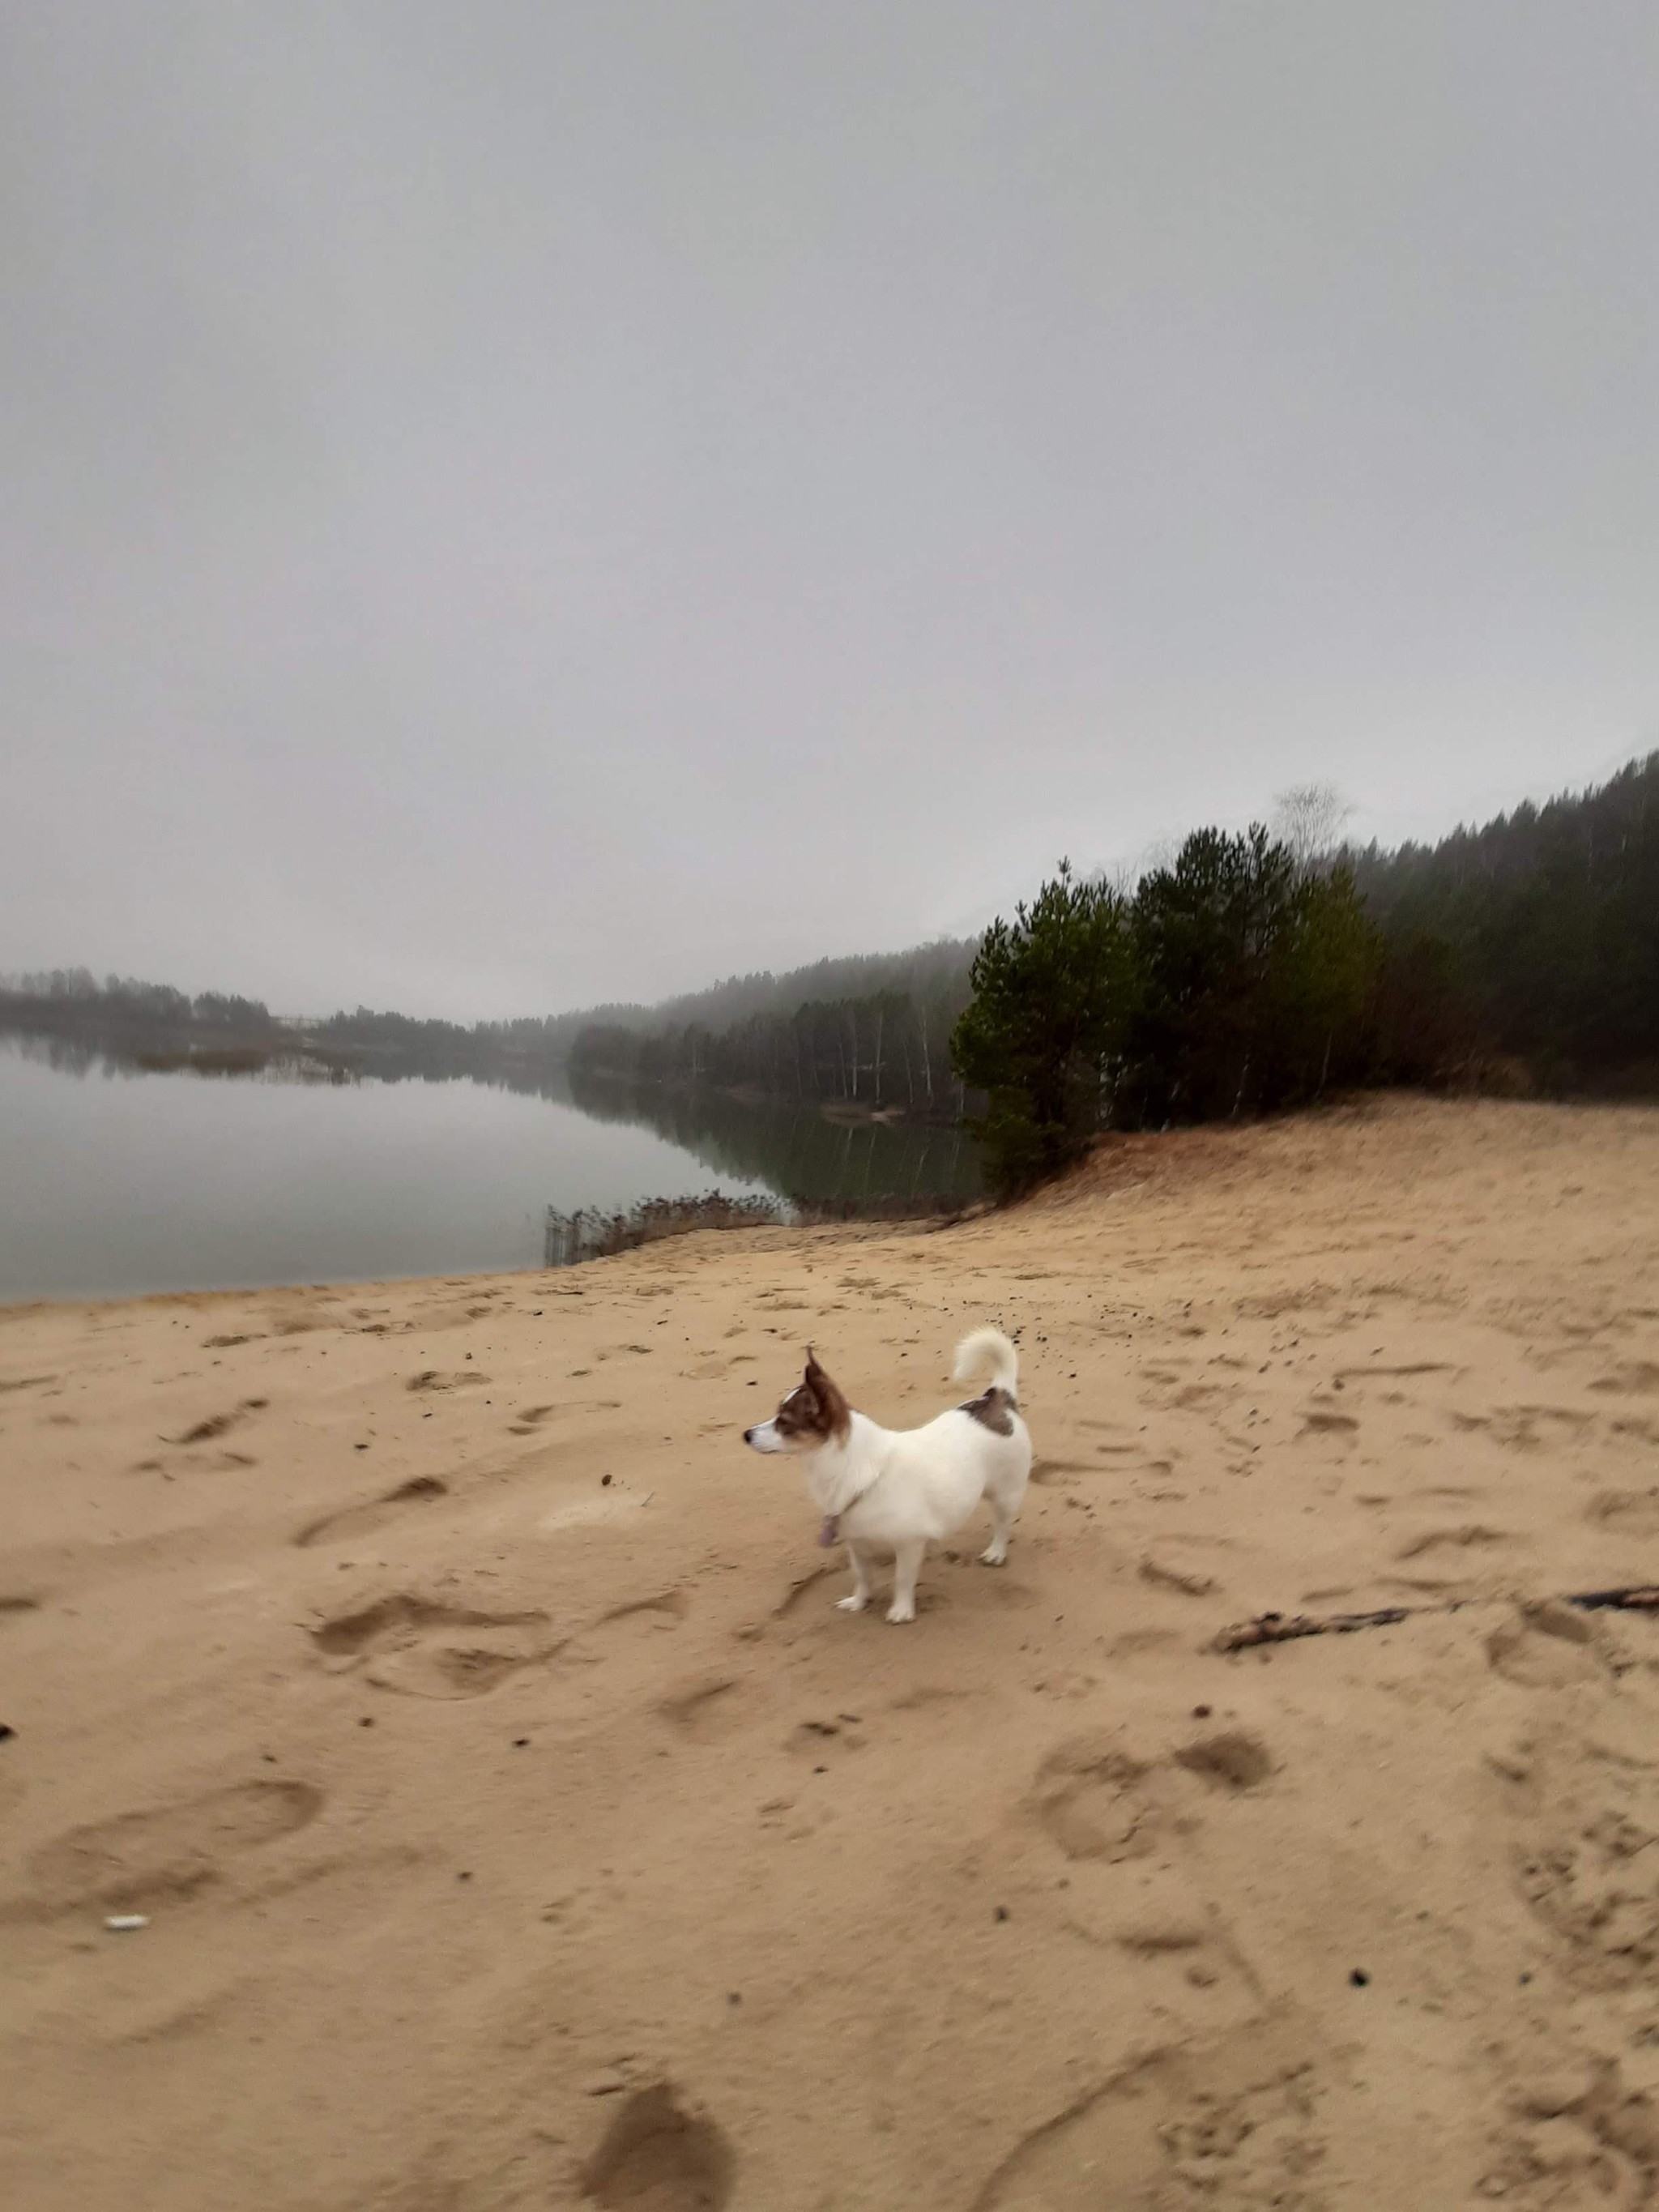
(1350, 751), (1658, 1083)
(567, 949), (975, 1118)
(7, 758), (1654, 1155)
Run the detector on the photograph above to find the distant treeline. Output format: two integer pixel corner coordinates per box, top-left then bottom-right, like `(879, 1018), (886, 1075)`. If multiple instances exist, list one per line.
(1349, 751), (1658, 1086)
(0, 937), (979, 1087)
(568, 960), (975, 1118)
(608, 937), (977, 1037)
(309, 937), (981, 1077)
(7, 757), (1655, 1150)
(0, 971), (284, 1039)
(0, 971), (595, 1074)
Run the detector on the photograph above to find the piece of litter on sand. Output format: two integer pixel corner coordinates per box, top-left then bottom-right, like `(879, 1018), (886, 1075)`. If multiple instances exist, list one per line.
(104, 1915), (149, 1932)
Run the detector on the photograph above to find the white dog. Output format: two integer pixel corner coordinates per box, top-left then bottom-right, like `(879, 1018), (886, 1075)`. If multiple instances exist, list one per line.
(744, 1327), (1032, 1624)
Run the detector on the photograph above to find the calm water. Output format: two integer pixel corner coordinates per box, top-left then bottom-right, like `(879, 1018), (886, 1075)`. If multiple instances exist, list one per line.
(0, 1038), (980, 1301)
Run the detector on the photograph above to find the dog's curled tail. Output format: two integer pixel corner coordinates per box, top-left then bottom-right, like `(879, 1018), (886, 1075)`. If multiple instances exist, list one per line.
(953, 1326), (1019, 1400)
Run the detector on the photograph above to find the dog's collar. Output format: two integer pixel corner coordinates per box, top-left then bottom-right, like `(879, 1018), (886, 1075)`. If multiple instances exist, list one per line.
(817, 1514), (840, 1548)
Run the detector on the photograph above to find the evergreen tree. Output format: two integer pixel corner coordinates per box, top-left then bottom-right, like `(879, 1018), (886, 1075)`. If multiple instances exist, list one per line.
(949, 862), (1136, 1195)
(1126, 826), (1377, 1122)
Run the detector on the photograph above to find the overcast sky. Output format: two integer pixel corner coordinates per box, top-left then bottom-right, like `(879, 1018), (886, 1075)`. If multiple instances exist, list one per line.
(3, 4), (1655, 1018)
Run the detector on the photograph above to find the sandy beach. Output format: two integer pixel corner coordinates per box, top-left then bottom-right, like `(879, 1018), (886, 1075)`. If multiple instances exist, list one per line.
(5, 1093), (1659, 2210)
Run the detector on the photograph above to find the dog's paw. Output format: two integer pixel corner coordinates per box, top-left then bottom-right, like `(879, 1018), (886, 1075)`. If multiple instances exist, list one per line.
(885, 1599), (916, 1625)
(980, 1543), (1009, 1566)
(835, 1593), (869, 1613)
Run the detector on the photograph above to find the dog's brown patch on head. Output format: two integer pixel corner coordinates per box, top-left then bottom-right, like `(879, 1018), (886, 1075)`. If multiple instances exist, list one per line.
(773, 1382), (827, 1441)
(804, 1349), (851, 1441)
(770, 1349), (851, 1446)
(961, 1386), (1016, 1436)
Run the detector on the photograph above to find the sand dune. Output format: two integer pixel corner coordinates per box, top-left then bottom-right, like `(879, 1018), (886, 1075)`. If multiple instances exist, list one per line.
(5, 1095), (1659, 2209)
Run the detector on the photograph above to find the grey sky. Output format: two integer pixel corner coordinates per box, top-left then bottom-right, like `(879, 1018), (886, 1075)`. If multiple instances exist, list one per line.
(4, 3), (1655, 1018)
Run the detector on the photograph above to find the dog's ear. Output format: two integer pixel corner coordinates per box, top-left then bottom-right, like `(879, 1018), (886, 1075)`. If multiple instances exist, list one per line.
(791, 1344), (818, 1416)
(803, 1347), (851, 1441)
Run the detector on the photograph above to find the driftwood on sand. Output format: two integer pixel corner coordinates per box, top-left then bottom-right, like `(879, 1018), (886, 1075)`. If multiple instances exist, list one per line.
(1213, 1586), (1659, 1654)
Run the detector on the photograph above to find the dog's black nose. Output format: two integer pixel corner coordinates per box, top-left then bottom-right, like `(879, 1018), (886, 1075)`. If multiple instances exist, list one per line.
(742, 1427), (754, 1444)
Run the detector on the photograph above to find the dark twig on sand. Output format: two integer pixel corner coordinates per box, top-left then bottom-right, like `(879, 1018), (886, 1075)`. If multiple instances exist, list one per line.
(1213, 1586), (1659, 1654)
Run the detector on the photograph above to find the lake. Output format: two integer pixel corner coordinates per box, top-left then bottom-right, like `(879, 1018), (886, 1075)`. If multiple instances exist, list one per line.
(0, 1035), (981, 1302)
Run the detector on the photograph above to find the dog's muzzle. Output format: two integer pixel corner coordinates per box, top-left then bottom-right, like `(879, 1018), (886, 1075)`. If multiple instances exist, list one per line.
(744, 1420), (786, 1454)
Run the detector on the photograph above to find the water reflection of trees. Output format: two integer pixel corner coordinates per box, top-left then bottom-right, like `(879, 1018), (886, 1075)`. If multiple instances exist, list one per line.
(565, 1068), (981, 1203)
(0, 1027), (983, 1205)
(3, 1028), (349, 1083)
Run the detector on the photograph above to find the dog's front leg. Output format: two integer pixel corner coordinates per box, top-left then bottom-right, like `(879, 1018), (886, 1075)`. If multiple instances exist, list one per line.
(886, 1539), (924, 1625)
(836, 1541), (876, 1613)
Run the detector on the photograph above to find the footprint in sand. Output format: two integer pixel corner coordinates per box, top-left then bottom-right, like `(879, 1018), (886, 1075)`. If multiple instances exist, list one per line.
(655, 1672), (774, 1743)
(163, 1397), (268, 1445)
(1459, 1404), (1597, 1452)
(1586, 1488), (1659, 1539)
(1335, 1361), (1456, 1381)
(404, 1369), (489, 1393)
(1393, 1523), (1510, 1561)
(507, 1403), (558, 1435)
(656, 1676), (751, 1744)
(538, 1490), (653, 1536)
(1139, 1535), (1232, 1599)
(579, 2082), (736, 2210)
(888, 1684), (977, 1713)
(1171, 1381), (1238, 1413)
(1030, 1457), (1098, 1488)
(972, 2011), (1326, 2210)
(767, 1563), (838, 1621)
(1589, 1363), (1659, 1398)
(786, 1715), (870, 1761)
(1486, 1600), (1609, 1691)
(1052, 1849), (1273, 2035)
(310, 1594), (557, 1698)
(1027, 1723), (1274, 1867)
(562, 1591), (689, 1669)
(1490, 1710), (1659, 1994)
(1479, 2058), (1659, 2208)
(15, 1779), (322, 1916)
(1173, 1732), (1275, 1790)
(294, 1475), (448, 1549)
(1140, 1557), (1218, 1599)
(263, 1296), (336, 1338)
(1298, 1408), (1359, 1440)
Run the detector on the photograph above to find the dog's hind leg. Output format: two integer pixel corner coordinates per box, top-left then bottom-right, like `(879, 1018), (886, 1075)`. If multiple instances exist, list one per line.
(981, 1459), (1026, 1567)
(980, 1501), (1013, 1567)
(836, 1542), (877, 1614)
(886, 1539), (924, 1625)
